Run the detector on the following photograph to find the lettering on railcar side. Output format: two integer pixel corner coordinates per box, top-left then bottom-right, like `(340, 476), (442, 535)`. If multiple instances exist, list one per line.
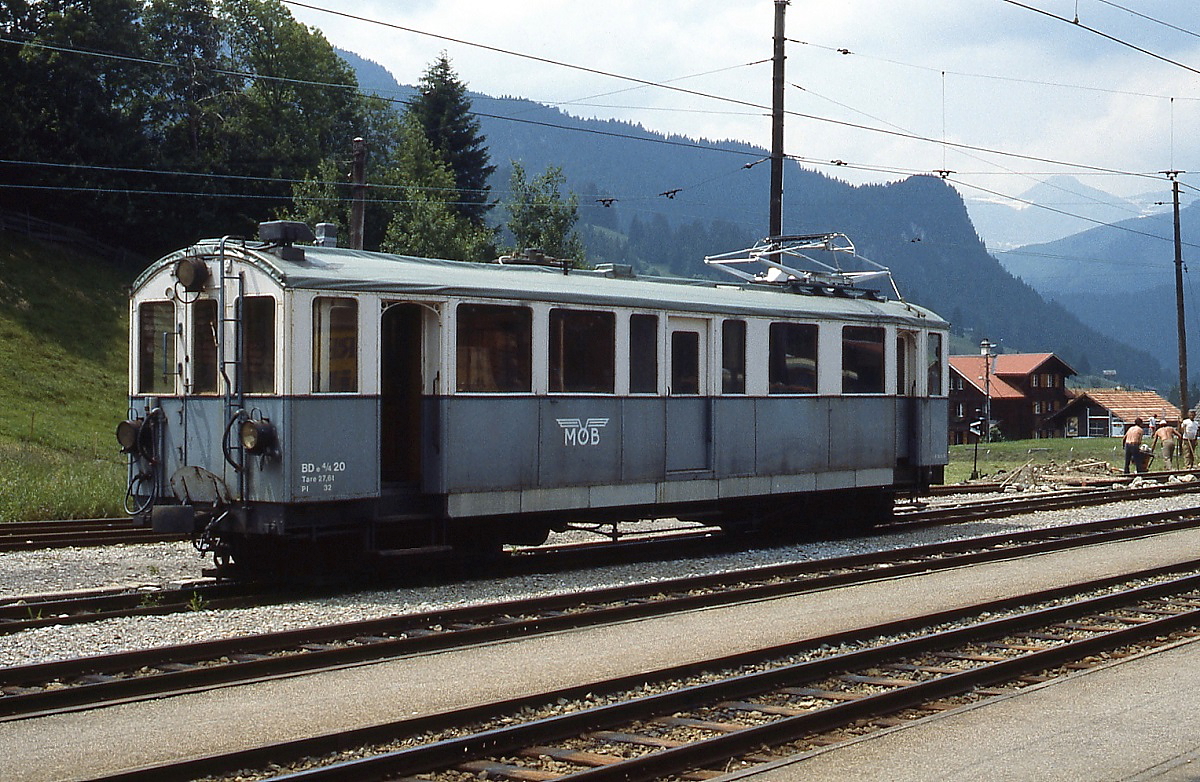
(556, 418), (609, 447)
(298, 461), (347, 492)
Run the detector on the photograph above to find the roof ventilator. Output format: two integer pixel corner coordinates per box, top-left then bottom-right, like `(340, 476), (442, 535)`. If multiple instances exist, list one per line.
(258, 220), (315, 263)
(703, 233), (900, 302)
(497, 247), (574, 274)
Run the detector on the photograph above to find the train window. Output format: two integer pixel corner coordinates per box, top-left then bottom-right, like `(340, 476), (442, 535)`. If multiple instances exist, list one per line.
(768, 322), (817, 394)
(241, 296), (275, 394)
(192, 299), (218, 394)
(629, 314), (658, 393)
(137, 301), (176, 394)
(927, 333), (944, 396)
(550, 309), (615, 393)
(843, 326), (885, 393)
(456, 303), (532, 392)
(671, 331), (700, 395)
(313, 297), (359, 393)
(722, 320), (746, 394)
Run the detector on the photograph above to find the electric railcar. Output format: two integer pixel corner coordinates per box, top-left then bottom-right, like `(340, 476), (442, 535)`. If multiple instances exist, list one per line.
(118, 221), (949, 575)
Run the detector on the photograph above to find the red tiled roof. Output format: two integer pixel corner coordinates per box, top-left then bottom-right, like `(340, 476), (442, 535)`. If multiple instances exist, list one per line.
(1063, 389), (1181, 424)
(992, 353), (1057, 376)
(948, 355), (1026, 399)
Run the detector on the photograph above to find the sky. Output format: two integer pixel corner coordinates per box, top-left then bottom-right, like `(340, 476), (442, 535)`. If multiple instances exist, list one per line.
(283, 1), (1200, 210)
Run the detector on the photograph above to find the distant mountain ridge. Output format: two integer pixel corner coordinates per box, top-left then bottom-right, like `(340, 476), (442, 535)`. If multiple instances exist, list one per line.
(335, 49), (1167, 387)
(1003, 201), (1200, 379)
(967, 174), (1169, 252)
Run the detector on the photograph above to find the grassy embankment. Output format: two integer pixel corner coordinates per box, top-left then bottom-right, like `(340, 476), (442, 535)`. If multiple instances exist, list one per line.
(0, 232), (1136, 521)
(0, 233), (134, 521)
(945, 437), (1127, 484)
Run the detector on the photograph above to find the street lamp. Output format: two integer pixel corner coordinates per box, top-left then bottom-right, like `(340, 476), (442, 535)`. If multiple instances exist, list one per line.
(980, 339), (995, 443)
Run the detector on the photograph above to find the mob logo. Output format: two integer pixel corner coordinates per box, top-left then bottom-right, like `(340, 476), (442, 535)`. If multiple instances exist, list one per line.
(556, 418), (609, 446)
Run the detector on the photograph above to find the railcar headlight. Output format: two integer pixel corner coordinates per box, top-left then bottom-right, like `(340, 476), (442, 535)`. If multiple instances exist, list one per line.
(116, 418), (143, 453)
(239, 419), (276, 455)
(174, 257), (210, 292)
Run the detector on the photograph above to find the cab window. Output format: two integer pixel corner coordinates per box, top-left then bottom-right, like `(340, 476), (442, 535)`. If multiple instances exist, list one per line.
(192, 299), (218, 394)
(629, 313), (658, 394)
(722, 319), (746, 394)
(769, 322), (817, 394)
(138, 301), (176, 394)
(242, 296), (275, 394)
(550, 309), (615, 393)
(843, 325), (885, 394)
(927, 333), (944, 396)
(456, 303), (532, 392)
(313, 297), (358, 393)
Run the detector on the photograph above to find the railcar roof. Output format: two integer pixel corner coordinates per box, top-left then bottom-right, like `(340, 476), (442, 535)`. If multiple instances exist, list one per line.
(142, 241), (947, 327)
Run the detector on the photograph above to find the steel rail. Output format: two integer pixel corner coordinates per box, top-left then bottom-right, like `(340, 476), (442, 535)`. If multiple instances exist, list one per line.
(0, 581), (281, 635)
(0, 518), (186, 552)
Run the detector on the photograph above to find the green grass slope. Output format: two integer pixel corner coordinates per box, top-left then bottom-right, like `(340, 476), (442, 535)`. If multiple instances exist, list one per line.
(0, 233), (136, 520)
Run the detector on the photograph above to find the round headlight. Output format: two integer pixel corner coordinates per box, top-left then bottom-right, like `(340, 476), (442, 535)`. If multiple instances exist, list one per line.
(116, 418), (143, 453)
(174, 257), (210, 292)
(239, 419), (276, 455)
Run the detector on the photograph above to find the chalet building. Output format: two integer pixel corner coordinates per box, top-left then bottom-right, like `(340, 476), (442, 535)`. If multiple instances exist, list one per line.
(1050, 390), (1181, 438)
(948, 353), (1077, 444)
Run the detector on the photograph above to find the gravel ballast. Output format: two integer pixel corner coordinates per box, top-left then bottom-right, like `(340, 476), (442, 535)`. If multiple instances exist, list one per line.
(1, 493), (1198, 668)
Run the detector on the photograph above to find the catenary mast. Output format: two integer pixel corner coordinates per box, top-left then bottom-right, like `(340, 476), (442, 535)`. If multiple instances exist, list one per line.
(769, 0), (788, 238)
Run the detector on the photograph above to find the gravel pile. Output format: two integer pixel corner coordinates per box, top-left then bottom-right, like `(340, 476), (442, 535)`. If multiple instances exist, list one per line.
(2, 492), (1198, 668)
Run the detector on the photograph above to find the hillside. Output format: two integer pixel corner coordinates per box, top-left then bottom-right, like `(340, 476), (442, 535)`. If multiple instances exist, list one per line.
(0, 231), (135, 519)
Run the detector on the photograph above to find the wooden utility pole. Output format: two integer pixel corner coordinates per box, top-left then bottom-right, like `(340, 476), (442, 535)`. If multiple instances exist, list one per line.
(769, 0), (788, 239)
(350, 137), (367, 251)
(1168, 172), (1189, 416)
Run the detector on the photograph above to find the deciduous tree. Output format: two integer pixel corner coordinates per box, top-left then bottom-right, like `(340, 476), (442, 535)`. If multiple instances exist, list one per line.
(504, 162), (584, 262)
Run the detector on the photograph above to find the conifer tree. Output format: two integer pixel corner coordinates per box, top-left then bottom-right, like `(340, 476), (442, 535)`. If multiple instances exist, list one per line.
(409, 53), (495, 225)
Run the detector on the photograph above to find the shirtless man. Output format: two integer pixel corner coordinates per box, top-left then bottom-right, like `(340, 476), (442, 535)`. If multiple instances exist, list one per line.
(1123, 418), (1145, 474)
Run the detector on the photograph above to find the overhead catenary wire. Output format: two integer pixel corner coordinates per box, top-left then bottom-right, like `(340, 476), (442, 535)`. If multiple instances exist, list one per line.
(1092, 0), (1200, 41)
(998, 0), (1200, 77)
(789, 37), (1200, 102)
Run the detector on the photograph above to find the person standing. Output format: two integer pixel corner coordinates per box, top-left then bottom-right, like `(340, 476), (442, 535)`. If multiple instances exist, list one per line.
(1123, 418), (1146, 474)
(1152, 420), (1181, 470)
(1183, 411), (1199, 469)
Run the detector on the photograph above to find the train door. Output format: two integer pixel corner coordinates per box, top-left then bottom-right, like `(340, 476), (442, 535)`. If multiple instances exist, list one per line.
(380, 304), (423, 484)
(667, 316), (711, 471)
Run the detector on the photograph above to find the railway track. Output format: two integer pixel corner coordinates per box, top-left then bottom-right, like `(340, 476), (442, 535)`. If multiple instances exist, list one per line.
(0, 474), (1189, 556)
(85, 561), (1200, 782)
(890, 476), (1200, 528)
(4, 481), (1199, 636)
(3, 508), (1199, 723)
(0, 518), (186, 552)
(0, 481), (1184, 634)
